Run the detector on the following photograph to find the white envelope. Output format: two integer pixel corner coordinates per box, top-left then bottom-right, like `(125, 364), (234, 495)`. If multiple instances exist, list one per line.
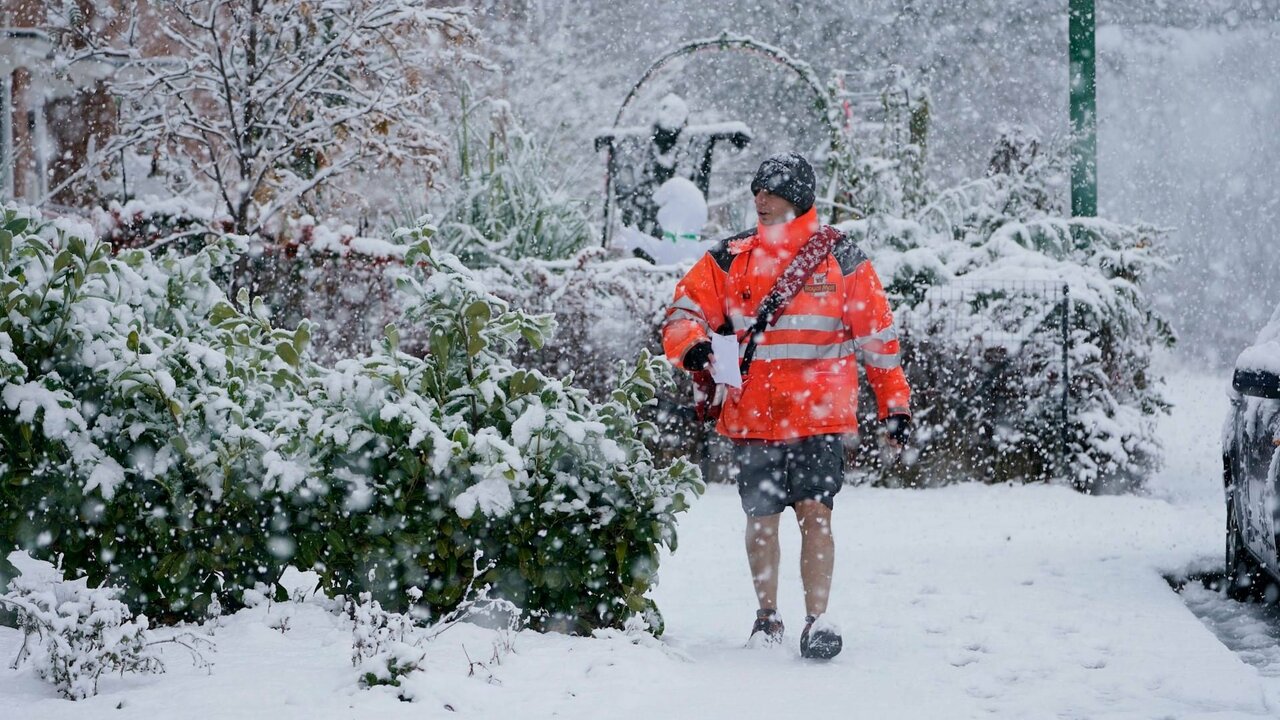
(708, 332), (742, 388)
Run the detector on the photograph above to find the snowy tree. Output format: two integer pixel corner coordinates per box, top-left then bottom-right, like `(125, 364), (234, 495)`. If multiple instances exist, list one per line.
(50, 0), (484, 236)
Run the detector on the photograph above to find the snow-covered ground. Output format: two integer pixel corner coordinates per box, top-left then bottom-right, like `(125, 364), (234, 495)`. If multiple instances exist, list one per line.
(5, 364), (1277, 719)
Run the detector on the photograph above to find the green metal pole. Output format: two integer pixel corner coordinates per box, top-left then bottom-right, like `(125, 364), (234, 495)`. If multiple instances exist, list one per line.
(1069, 0), (1097, 218)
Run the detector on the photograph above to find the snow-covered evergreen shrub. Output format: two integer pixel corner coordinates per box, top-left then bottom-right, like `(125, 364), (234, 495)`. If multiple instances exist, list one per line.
(0, 207), (319, 619)
(0, 206), (702, 631)
(301, 227), (702, 631)
(845, 139), (1173, 490)
(1, 552), (161, 700)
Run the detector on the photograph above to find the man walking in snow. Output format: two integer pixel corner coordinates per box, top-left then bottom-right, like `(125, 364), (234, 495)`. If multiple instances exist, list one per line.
(662, 153), (912, 659)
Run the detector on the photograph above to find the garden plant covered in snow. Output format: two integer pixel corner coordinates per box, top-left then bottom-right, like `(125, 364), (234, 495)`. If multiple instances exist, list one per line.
(0, 551), (161, 700)
(846, 134), (1173, 489)
(0, 206), (702, 632)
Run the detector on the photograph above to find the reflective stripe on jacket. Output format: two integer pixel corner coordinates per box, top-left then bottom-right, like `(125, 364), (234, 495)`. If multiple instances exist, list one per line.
(661, 207), (911, 441)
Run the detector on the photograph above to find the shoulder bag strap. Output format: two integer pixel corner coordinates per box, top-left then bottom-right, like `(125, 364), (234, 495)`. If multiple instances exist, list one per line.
(739, 225), (844, 377)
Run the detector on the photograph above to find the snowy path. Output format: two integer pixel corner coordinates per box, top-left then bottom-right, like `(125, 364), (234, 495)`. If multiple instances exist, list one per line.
(5, 368), (1280, 719)
(652, 483), (1265, 719)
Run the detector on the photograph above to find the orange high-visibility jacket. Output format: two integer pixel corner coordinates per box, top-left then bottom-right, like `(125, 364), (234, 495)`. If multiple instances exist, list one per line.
(662, 207), (911, 441)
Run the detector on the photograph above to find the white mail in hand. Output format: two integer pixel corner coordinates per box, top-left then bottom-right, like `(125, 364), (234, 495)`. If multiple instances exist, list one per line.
(708, 332), (742, 388)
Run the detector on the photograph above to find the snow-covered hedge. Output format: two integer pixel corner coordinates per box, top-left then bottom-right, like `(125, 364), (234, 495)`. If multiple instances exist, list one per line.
(845, 146), (1173, 490)
(474, 249), (678, 399)
(0, 206), (702, 631)
(93, 202), (407, 364)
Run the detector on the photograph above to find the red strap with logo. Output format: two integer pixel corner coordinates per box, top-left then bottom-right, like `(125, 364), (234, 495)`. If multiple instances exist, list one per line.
(739, 225), (844, 377)
(693, 225), (844, 423)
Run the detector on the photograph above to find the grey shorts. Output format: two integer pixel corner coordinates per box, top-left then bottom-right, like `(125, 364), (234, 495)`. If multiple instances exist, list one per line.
(729, 434), (845, 517)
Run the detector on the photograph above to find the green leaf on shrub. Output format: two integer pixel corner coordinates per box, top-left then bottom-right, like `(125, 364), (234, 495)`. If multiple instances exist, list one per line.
(4, 216), (28, 235)
(209, 302), (237, 325)
(509, 370), (543, 396)
(276, 340), (299, 367)
(52, 250), (72, 274)
(157, 552), (192, 585)
(67, 234), (86, 259)
(428, 328), (450, 361)
(385, 323), (400, 353)
(463, 301), (491, 356)
(520, 323), (546, 350)
(324, 530), (347, 553)
(294, 324), (310, 355)
(23, 235), (50, 257)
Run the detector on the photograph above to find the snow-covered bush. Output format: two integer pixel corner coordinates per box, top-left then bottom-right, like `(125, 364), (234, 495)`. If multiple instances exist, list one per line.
(845, 138), (1173, 490)
(348, 563), (521, 694)
(475, 248), (679, 400)
(307, 227), (702, 631)
(92, 197), (228, 254)
(469, 250), (713, 477)
(1, 552), (161, 700)
(233, 215), (408, 363)
(432, 99), (594, 266)
(0, 205), (702, 631)
(349, 591), (424, 690)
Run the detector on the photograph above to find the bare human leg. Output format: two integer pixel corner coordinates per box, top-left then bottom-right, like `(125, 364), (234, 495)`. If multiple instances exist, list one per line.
(745, 512), (782, 611)
(794, 499), (834, 617)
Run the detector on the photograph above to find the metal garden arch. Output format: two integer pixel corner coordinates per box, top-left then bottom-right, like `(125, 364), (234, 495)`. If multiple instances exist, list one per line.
(600, 32), (846, 246)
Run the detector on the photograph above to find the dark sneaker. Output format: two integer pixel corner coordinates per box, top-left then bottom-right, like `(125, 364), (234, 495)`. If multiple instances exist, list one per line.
(800, 615), (842, 659)
(746, 609), (785, 648)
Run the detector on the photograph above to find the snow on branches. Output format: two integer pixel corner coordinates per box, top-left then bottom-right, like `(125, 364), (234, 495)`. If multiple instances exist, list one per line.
(49, 0), (485, 236)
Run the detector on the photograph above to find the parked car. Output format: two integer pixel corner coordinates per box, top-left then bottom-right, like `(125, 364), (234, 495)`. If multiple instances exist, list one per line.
(1224, 304), (1280, 601)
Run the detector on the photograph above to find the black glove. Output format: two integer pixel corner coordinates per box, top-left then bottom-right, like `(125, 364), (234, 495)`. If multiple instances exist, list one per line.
(683, 341), (713, 371)
(884, 414), (913, 446)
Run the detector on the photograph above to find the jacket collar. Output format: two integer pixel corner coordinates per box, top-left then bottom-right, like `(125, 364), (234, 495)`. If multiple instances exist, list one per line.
(757, 206), (820, 252)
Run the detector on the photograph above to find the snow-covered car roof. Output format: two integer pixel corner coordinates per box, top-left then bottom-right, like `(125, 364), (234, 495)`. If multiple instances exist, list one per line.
(1236, 302), (1280, 375)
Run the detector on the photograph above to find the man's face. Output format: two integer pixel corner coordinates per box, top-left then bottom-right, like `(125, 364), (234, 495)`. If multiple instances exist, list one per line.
(754, 190), (797, 226)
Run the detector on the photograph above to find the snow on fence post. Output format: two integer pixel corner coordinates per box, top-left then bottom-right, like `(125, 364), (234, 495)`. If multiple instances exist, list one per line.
(1061, 283), (1071, 485)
